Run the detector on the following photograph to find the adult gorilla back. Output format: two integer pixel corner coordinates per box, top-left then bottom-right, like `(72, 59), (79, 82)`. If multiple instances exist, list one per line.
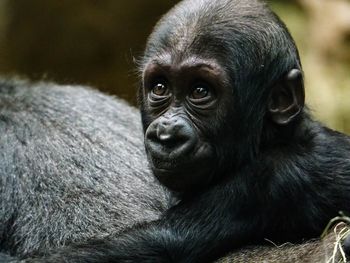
(0, 78), (168, 259)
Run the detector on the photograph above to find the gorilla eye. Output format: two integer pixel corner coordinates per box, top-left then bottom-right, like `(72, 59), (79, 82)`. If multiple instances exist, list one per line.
(151, 83), (169, 97)
(190, 84), (209, 100)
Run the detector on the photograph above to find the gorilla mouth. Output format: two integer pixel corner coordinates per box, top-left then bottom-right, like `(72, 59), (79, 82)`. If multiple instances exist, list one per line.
(147, 143), (215, 191)
(148, 143), (213, 171)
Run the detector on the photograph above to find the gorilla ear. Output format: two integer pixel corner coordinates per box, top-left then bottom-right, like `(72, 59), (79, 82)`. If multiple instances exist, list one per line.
(268, 69), (305, 125)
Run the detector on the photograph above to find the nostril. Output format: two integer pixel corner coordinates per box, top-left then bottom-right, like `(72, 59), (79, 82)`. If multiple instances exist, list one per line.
(157, 129), (180, 148)
(156, 121), (175, 138)
(155, 123), (189, 148)
(145, 117), (198, 157)
(158, 133), (173, 142)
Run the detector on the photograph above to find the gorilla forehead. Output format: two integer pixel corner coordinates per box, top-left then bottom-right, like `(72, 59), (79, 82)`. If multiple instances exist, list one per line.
(141, 0), (301, 92)
(144, 0), (287, 62)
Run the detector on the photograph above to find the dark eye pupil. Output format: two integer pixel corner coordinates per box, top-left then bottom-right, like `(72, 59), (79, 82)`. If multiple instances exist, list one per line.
(192, 86), (208, 99)
(153, 83), (167, 96)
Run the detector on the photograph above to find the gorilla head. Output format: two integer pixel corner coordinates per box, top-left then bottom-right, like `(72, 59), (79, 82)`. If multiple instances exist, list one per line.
(139, 0), (304, 192)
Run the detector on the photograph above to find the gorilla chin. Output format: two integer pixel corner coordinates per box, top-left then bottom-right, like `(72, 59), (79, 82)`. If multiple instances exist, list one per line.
(147, 144), (216, 192)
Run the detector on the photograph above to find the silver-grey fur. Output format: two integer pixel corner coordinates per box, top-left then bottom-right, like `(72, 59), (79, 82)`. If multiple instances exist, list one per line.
(0, 78), (169, 259)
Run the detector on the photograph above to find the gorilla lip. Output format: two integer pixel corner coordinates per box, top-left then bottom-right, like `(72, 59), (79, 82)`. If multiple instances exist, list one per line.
(147, 142), (212, 169)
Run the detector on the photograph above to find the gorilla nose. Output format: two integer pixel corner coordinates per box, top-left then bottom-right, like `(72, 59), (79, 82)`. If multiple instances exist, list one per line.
(146, 118), (198, 157)
(157, 120), (186, 145)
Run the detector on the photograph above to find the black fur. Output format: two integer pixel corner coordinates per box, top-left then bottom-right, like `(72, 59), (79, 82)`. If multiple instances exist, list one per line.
(0, 78), (169, 261)
(5, 0), (350, 262)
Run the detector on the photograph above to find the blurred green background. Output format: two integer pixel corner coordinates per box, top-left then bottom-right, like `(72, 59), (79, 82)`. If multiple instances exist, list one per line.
(0, 0), (349, 132)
